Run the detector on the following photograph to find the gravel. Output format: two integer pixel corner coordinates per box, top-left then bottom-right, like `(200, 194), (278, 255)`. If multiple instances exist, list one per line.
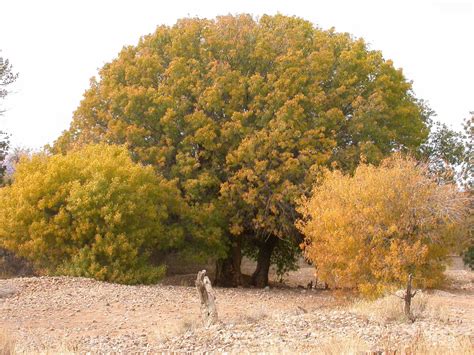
(1, 274), (473, 353)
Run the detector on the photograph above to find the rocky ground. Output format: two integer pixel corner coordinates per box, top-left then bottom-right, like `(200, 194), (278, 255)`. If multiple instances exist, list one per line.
(0, 269), (473, 353)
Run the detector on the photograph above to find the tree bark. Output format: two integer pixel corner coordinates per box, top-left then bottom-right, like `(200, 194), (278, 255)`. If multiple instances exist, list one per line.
(251, 235), (278, 288)
(403, 273), (417, 322)
(214, 236), (242, 287)
(195, 270), (218, 328)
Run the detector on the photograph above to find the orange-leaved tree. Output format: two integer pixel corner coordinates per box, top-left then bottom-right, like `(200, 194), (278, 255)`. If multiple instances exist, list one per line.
(297, 154), (470, 297)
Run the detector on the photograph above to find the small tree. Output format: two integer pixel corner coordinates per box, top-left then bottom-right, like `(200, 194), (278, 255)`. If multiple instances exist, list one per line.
(297, 155), (470, 297)
(0, 54), (19, 182)
(0, 144), (188, 284)
(419, 122), (466, 184)
(460, 113), (473, 191)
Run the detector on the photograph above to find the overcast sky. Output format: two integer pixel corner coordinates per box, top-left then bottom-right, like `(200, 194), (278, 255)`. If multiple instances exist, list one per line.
(1, 0), (473, 149)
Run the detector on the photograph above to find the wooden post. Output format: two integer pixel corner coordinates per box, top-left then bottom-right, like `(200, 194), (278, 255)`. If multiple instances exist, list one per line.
(195, 270), (218, 328)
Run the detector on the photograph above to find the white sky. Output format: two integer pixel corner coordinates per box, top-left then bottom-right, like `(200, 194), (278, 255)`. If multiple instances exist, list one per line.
(1, 0), (473, 149)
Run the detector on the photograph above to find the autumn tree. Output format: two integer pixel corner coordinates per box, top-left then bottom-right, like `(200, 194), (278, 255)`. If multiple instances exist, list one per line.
(0, 54), (18, 182)
(52, 15), (430, 287)
(460, 113), (473, 269)
(297, 155), (470, 297)
(0, 144), (223, 284)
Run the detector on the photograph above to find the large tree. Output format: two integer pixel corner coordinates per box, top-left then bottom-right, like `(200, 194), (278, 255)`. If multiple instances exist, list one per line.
(0, 54), (18, 182)
(53, 15), (430, 287)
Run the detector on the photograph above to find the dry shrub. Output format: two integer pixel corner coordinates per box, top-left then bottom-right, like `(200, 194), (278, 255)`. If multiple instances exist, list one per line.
(240, 308), (269, 324)
(154, 317), (200, 343)
(11, 339), (78, 355)
(350, 292), (430, 323)
(379, 332), (473, 355)
(0, 329), (15, 355)
(402, 335), (472, 355)
(319, 336), (369, 354)
(2, 326), (79, 355)
(320, 333), (472, 355)
(422, 297), (452, 323)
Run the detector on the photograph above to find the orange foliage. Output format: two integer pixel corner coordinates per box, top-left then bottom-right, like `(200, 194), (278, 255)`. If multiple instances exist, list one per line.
(297, 155), (470, 297)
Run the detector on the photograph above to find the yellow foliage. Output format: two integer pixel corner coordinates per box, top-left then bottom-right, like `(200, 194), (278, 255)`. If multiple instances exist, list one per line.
(297, 155), (470, 296)
(0, 144), (187, 284)
(49, 15), (431, 281)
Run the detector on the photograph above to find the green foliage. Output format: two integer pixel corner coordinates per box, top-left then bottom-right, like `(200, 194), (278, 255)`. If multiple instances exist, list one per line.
(0, 144), (189, 284)
(420, 120), (469, 185)
(52, 15), (430, 275)
(463, 246), (474, 270)
(419, 111), (473, 190)
(461, 113), (473, 191)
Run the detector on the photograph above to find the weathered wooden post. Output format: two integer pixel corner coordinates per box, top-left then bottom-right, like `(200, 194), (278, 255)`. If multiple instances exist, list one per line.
(195, 270), (218, 328)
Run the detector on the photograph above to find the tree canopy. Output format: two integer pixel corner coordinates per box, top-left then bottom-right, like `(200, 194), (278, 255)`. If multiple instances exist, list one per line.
(52, 14), (430, 286)
(0, 144), (225, 284)
(297, 155), (470, 297)
(419, 114), (472, 187)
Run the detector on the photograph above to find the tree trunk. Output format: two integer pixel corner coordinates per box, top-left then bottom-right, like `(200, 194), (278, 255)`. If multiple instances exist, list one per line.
(404, 273), (416, 322)
(195, 270), (218, 328)
(251, 236), (278, 288)
(214, 236), (242, 287)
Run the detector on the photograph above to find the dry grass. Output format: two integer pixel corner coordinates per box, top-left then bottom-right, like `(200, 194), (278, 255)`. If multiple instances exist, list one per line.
(0, 328), (78, 355)
(22, 348), (76, 355)
(319, 336), (369, 354)
(320, 333), (473, 355)
(378, 332), (473, 355)
(399, 334), (473, 354)
(350, 292), (435, 323)
(153, 317), (201, 343)
(0, 329), (15, 355)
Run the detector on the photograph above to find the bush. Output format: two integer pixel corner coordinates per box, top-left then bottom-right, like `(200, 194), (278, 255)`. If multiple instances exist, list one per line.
(0, 144), (185, 284)
(297, 155), (470, 297)
(350, 293), (430, 323)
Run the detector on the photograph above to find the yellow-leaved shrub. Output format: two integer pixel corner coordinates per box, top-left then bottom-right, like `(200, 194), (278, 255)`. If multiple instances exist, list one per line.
(0, 144), (186, 284)
(297, 155), (470, 297)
